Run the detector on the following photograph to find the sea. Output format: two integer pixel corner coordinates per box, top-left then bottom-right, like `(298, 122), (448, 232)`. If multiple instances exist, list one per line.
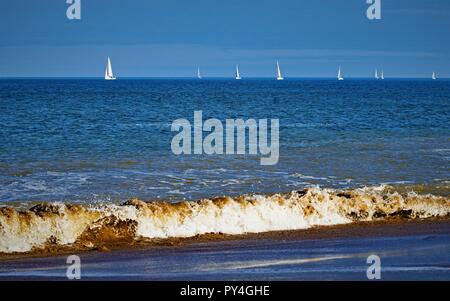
(0, 78), (448, 206)
(0, 78), (449, 280)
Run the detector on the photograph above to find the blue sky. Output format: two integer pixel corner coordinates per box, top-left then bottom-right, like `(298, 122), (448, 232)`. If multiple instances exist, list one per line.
(0, 0), (449, 77)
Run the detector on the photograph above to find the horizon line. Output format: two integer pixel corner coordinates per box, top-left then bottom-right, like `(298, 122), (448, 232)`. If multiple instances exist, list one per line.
(0, 76), (447, 80)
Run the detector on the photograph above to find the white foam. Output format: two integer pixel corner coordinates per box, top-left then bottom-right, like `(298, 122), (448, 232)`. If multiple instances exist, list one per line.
(1, 186), (449, 253)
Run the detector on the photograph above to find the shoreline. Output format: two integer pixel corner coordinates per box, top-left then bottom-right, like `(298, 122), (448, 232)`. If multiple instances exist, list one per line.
(1, 185), (449, 256)
(2, 216), (449, 261)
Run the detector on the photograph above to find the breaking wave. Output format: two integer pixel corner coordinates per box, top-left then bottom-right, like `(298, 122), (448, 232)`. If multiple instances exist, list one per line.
(1, 186), (449, 253)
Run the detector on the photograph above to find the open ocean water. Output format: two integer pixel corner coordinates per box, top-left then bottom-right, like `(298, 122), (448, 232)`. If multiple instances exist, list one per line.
(0, 78), (448, 206)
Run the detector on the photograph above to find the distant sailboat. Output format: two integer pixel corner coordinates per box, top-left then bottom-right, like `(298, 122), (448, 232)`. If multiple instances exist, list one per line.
(276, 60), (284, 80)
(375, 69), (379, 80)
(337, 66), (344, 80)
(104, 57), (116, 80)
(432, 72), (437, 80)
(380, 70), (384, 80)
(235, 64), (242, 80)
(197, 67), (202, 79)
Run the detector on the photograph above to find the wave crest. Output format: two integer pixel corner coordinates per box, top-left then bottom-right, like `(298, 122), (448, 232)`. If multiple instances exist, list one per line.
(1, 186), (449, 253)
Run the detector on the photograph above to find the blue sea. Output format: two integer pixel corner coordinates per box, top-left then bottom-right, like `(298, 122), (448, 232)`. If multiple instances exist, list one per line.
(1, 78), (450, 280)
(0, 78), (449, 206)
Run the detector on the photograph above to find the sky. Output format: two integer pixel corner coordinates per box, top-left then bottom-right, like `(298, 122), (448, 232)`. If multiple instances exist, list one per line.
(0, 0), (449, 78)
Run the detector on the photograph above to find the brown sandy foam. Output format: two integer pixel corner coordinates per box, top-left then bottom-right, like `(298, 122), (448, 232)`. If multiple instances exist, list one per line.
(1, 216), (449, 261)
(1, 186), (449, 254)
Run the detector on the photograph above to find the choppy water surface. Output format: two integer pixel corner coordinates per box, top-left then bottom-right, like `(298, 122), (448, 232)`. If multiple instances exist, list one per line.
(0, 78), (449, 206)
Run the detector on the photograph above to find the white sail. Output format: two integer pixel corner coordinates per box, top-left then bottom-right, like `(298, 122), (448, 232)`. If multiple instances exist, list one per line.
(104, 57), (116, 80)
(380, 70), (384, 80)
(432, 72), (437, 80)
(235, 64), (241, 80)
(197, 67), (202, 79)
(276, 60), (284, 80)
(337, 66), (344, 80)
(375, 69), (379, 80)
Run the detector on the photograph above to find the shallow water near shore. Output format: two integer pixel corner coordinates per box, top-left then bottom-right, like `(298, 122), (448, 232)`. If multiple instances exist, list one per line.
(1, 219), (449, 280)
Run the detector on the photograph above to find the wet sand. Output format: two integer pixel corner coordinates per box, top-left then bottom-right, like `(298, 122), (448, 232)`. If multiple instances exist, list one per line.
(1, 217), (449, 280)
(1, 216), (448, 260)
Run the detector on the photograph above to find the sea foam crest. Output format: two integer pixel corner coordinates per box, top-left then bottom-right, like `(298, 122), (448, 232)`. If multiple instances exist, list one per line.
(0, 186), (449, 253)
